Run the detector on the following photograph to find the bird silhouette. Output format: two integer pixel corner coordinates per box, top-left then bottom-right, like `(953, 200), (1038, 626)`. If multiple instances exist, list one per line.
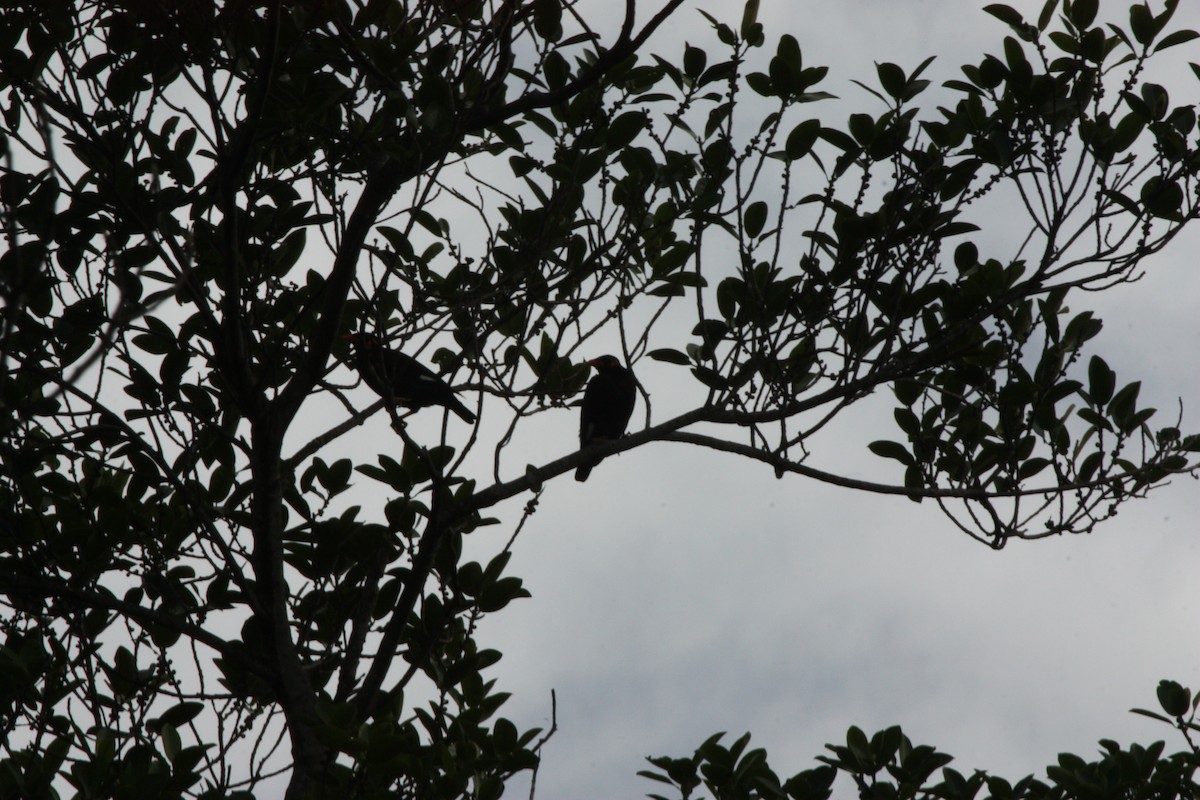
(343, 333), (476, 423)
(576, 355), (636, 481)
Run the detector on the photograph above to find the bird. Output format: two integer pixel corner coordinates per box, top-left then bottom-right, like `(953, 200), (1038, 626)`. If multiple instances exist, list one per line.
(576, 355), (636, 482)
(342, 332), (476, 423)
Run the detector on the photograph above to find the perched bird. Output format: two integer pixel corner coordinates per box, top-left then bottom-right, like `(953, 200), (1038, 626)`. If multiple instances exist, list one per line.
(576, 355), (636, 482)
(343, 333), (476, 423)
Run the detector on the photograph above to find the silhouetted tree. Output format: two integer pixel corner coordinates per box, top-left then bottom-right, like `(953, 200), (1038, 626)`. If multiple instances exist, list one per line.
(1, 0), (1197, 797)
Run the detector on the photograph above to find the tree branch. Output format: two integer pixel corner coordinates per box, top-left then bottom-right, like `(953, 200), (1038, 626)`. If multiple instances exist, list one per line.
(0, 570), (270, 680)
(467, 0), (688, 132)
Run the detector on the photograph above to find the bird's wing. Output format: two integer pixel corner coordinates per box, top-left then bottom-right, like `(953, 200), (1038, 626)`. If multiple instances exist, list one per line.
(579, 378), (604, 443)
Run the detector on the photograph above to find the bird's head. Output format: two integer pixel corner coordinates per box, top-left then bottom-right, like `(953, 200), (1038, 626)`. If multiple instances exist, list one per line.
(586, 354), (623, 371)
(343, 332), (382, 349)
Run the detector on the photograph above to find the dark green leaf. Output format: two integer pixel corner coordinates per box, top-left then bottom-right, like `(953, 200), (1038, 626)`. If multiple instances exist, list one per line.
(743, 201), (768, 238)
(1141, 176), (1184, 219)
(1107, 380), (1141, 421)
(683, 44), (707, 79)
(849, 113), (875, 146)
(984, 4), (1025, 28)
(1129, 3), (1154, 45)
(1157, 680), (1191, 716)
(747, 71), (775, 97)
(786, 119), (821, 160)
(869, 440), (915, 466)
(954, 242), (979, 272)
(691, 365), (728, 390)
(876, 62), (907, 99)
(606, 112), (646, 150)
(155, 701), (205, 729)
(1017, 457), (1050, 480)
(1036, 0), (1057, 31)
(1087, 356), (1115, 405)
(740, 0), (760, 39)
(1070, 0), (1098, 28)
(647, 348), (690, 365)
(1154, 29), (1199, 52)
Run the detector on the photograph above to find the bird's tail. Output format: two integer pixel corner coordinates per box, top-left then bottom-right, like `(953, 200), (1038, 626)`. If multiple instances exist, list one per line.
(449, 398), (477, 424)
(574, 455), (601, 482)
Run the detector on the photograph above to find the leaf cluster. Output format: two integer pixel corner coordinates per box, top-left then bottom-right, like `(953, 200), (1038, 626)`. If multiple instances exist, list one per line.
(642, 679), (1200, 800)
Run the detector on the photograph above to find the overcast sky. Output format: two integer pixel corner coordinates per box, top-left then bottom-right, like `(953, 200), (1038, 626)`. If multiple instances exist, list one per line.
(448, 2), (1200, 798)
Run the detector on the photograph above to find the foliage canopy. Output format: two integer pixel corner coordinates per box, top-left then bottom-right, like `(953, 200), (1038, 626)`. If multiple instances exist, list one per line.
(1, 0), (1198, 797)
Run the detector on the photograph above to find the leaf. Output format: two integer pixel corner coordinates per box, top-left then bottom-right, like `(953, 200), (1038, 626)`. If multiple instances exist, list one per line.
(532, 0), (562, 41)
(1107, 380), (1141, 423)
(272, 229), (306, 276)
(743, 201), (768, 238)
(1154, 29), (1199, 52)
(1157, 680), (1191, 716)
(740, 0), (761, 40)
(479, 576), (530, 612)
(778, 34), (802, 78)
(711, 17), (736, 46)
(819, 127), (858, 153)
(606, 111), (646, 150)
(1070, 0), (1098, 28)
(785, 119), (821, 160)
(161, 724), (181, 762)
(691, 365), (728, 390)
(1141, 176), (1184, 219)
(849, 113), (875, 146)
(747, 71), (775, 97)
(894, 408), (920, 437)
(1129, 3), (1154, 45)
(1077, 451), (1103, 482)
(954, 241), (979, 272)
(647, 348), (690, 365)
(704, 101), (733, 139)
(1036, 0), (1057, 31)
(1062, 310), (1102, 350)
(1140, 82), (1169, 119)
(155, 701), (205, 729)
(904, 465), (925, 501)
(1087, 355), (1115, 405)
(648, 282), (686, 298)
(692, 319), (728, 349)
(716, 276), (743, 320)
(894, 379), (922, 406)
(876, 62), (907, 99)
(869, 440), (915, 466)
(1017, 457), (1051, 480)
(984, 4), (1025, 28)
(683, 44), (707, 79)
(1110, 113), (1145, 153)
(1129, 707), (1173, 724)
(935, 221), (981, 238)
